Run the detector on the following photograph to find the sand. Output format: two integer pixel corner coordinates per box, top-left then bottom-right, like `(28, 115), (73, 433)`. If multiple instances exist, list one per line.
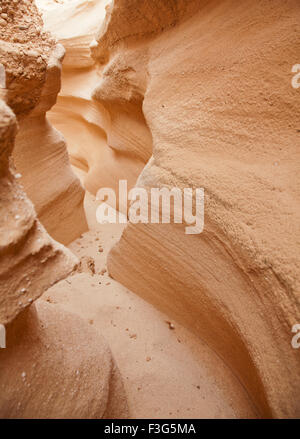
(41, 181), (258, 418)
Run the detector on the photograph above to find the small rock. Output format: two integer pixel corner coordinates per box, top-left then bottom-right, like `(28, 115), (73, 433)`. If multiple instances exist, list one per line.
(77, 256), (95, 275)
(166, 320), (175, 330)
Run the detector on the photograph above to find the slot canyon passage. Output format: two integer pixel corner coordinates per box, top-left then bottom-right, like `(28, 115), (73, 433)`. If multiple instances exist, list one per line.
(0, 0), (299, 419)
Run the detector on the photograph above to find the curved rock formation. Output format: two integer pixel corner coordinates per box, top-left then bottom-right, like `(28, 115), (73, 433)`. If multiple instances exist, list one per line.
(0, 96), (76, 326)
(38, 0), (150, 203)
(0, 0), (128, 419)
(0, 301), (128, 418)
(2, 0), (298, 420)
(89, 0), (300, 418)
(0, 0), (87, 245)
(0, 96), (127, 419)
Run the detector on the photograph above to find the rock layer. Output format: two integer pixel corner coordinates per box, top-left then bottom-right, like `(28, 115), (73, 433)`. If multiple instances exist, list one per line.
(0, 301), (128, 418)
(0, 97), (76, 325)
(38, 0), (150, 204)
(0, 0), (128, 419)
(0, 94), (128, 418)
(13, 43), (88, 245)
(0, 0), (87, 245)
(89, 0), (300, 418)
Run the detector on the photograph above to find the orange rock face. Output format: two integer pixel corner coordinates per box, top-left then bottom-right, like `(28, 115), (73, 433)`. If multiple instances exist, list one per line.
(0, 96), (76, 326)
(89, 0), (300, 418)
(0, 0), (87, 245)
(38, 0), (149, 204)
(0, 0), (299, 420)
(0, 301), (128, 418)
(0, 0), (128, 419)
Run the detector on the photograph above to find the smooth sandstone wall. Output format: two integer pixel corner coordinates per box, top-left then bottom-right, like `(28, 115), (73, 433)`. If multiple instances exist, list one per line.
(90, 0), (300, 417)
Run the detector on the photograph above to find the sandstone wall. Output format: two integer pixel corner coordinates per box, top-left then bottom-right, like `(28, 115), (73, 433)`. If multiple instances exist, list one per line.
(0, 93), (76, 325)
(38, 0), (150, 204)
(0, 1), (128, 418)
(0, 0), (87, 245)
(90, 0), (300, 418)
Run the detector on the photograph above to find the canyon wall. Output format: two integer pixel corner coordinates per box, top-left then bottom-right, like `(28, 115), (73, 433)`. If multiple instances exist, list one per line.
(89, 0), (300, 418)
(0, 0), (78, 325)
(0, 95), (76, 326)
(0, 0), (87, 245)
(38, 0), (151, 205)
(0, 0), (128, 418)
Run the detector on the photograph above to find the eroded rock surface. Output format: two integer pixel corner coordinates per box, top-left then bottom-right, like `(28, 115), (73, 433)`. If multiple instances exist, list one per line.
(0, 301), (128, 418)
(38, 0), (149, 202)
(0, 0), (128, 419)
(0, 98), (76, 325)
(0, 0), (87, 245)
(9, 0), (299, 419)
(89, 0), (300, 418)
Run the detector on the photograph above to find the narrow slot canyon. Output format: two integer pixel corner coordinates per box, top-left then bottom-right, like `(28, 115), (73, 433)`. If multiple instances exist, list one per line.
(0, 0), (299, 420)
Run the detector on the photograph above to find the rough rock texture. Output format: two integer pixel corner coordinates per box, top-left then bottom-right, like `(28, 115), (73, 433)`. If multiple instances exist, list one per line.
(0, 301), (128, 418)
(44, 194), (258, 419)
(0, 96), (127, 419)
(38, 0), (150, 204)
(88, 0), (300, 418)
(0, 1), (128, 419)
(0, 0), (87, 244)
(0, 97), (76, 326)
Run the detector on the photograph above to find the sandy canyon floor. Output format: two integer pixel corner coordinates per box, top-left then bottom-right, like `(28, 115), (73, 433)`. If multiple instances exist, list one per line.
(40, 170), (258, 419)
